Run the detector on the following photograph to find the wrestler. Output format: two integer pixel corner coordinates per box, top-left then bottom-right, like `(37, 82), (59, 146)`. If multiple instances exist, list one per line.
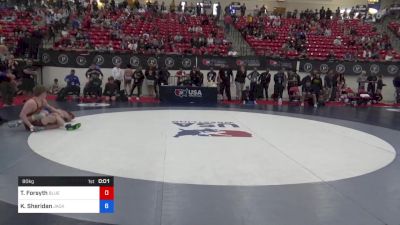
(10, 86), (80, 132)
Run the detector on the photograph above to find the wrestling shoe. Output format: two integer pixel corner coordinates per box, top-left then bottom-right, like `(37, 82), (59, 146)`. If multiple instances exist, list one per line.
(8, 120), (22, 128)
(31, 126), (45, 132)
(65, 123), (81, 131)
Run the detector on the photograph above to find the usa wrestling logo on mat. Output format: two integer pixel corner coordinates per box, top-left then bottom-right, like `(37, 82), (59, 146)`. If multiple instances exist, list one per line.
(173, 121), (252, 138)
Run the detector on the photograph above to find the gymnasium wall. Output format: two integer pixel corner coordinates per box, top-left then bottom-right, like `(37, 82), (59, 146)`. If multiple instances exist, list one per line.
(41, 66), (398, 102)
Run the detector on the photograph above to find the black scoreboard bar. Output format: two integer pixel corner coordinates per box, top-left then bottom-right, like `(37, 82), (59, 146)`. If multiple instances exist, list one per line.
(18, 176), (114, 186)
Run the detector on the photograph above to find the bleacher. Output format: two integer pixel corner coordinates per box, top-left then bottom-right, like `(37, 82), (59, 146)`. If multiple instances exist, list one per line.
(0, 9), (45, 48)
(388, 21), (400, 38)
(235, 16), (400, 60)
(55, 10), (230, 55)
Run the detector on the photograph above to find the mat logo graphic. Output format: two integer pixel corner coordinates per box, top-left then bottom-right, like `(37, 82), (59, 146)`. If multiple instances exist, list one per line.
(173, 121), (252, 138)
(174, 89), (202, 98)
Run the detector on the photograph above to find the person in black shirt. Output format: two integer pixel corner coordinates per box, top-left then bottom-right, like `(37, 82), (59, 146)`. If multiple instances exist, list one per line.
(375, 75), (385, 102)
(131, 67), (145, 99)
(235, 65), (246, 100)
(324, 70), (334, 102)
(311, 72), (323, 108)
(84, 64), (103, 98)
(158, 67), (170, 86)
(330, 72), (339, 101)
(155, 67), (170, 98)
(0, 65), (15, 106)
(258, 69), (271, 100)
(145, 66), (157, 97)
(226, 67), (234, 82)
(394, 74), (400, 103)
(20, 60), (37, 96)
(367, 73), (378, 96)
(190, 67), (203, 87)
(240, 3), (246, 17)
(273, 68), (286, 104)
(326, 8), (332, 19)
(85, 64), (104, 80)
(218, 65), (232, 101)
(300, 73), (312, 107)
(103, 77), (118, 102)
(247, 68), (260, 99)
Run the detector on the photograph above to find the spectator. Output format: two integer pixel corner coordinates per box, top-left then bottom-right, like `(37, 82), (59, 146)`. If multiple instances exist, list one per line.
(123, 64), (133, 96)
(58, 69), (80, 100)
(357, 71), (368, 92)
(145, 66), (157, 97)
(247, 68), (260, 98)
(20, 60), (37, 96)
(376, 75), (385, 97)
(131, 67), (144, 99)
(333, 36), (342, 46)
(367, 72), (378, 96)
(385, 51), (394, 61)
(218, 65), (232, 101)
(157, 67), (170, 97)
(111, 63), (123, 91)
(224, 14), (232, 32)
(273, 68), (286, 104)
(324, 70), (334, 101)
(216, 2), (221, 20)
(240, 3), (246, 17)
(287, 70), (300, 97)
(207, 67), (217, 86)
(300, 73), (313, 107)
(235, 65), (246, 100)
(176, 68), (187, 86)
(103, 77), (118, 102)
(324, 28), (332, 37)
(0, 65), (15, 106)
(393, 74), (400, 103)
(258, 69), (271, 100)
(311, 72), (323, 108)
(49, 78), (60, 95)
(191, 68), (204, 87)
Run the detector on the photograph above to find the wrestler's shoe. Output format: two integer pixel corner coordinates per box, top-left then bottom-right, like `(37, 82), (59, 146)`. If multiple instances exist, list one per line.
(65, 123), (81, 131)
(8, 120), (22, 128)
(31, 126), (45, 132)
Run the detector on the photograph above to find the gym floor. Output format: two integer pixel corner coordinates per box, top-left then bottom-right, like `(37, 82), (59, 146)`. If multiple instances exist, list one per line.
(0, 102), (400, 225)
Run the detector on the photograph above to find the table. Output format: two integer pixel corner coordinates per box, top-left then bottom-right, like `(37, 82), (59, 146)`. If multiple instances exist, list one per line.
(159, 86), (218, 105)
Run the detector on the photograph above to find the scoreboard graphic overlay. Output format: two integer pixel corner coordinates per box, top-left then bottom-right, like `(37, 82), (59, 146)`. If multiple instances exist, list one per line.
(18, 176), (114, 213)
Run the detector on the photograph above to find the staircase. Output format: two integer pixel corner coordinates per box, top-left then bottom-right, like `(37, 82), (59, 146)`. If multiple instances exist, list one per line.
(218, 20), (255, 56)
(375, 15), (400, 52)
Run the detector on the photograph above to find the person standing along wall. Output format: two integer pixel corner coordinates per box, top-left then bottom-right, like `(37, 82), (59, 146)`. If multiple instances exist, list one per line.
(258, 69), (271, 100)
(145, 66), (157, 97)
(247, 68), (260, 99)
(218, 65), (232, 101)
(123, 64), (133, 96)
(111, 63), (123, 91)
(131, 67), (145, 100)
(273, 68), (286, 105)
(235, 65), (246, 100)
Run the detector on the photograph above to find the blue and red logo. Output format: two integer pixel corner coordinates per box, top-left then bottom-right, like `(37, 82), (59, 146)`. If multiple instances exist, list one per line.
(174, 89), (202, 98)
(173, 121), (252, 138)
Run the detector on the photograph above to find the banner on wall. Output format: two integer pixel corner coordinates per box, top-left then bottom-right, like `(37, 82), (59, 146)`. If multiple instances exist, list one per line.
(40, 51), (197, 70)
(40, 50), (399, 76)
(298, 60), (399, 76)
